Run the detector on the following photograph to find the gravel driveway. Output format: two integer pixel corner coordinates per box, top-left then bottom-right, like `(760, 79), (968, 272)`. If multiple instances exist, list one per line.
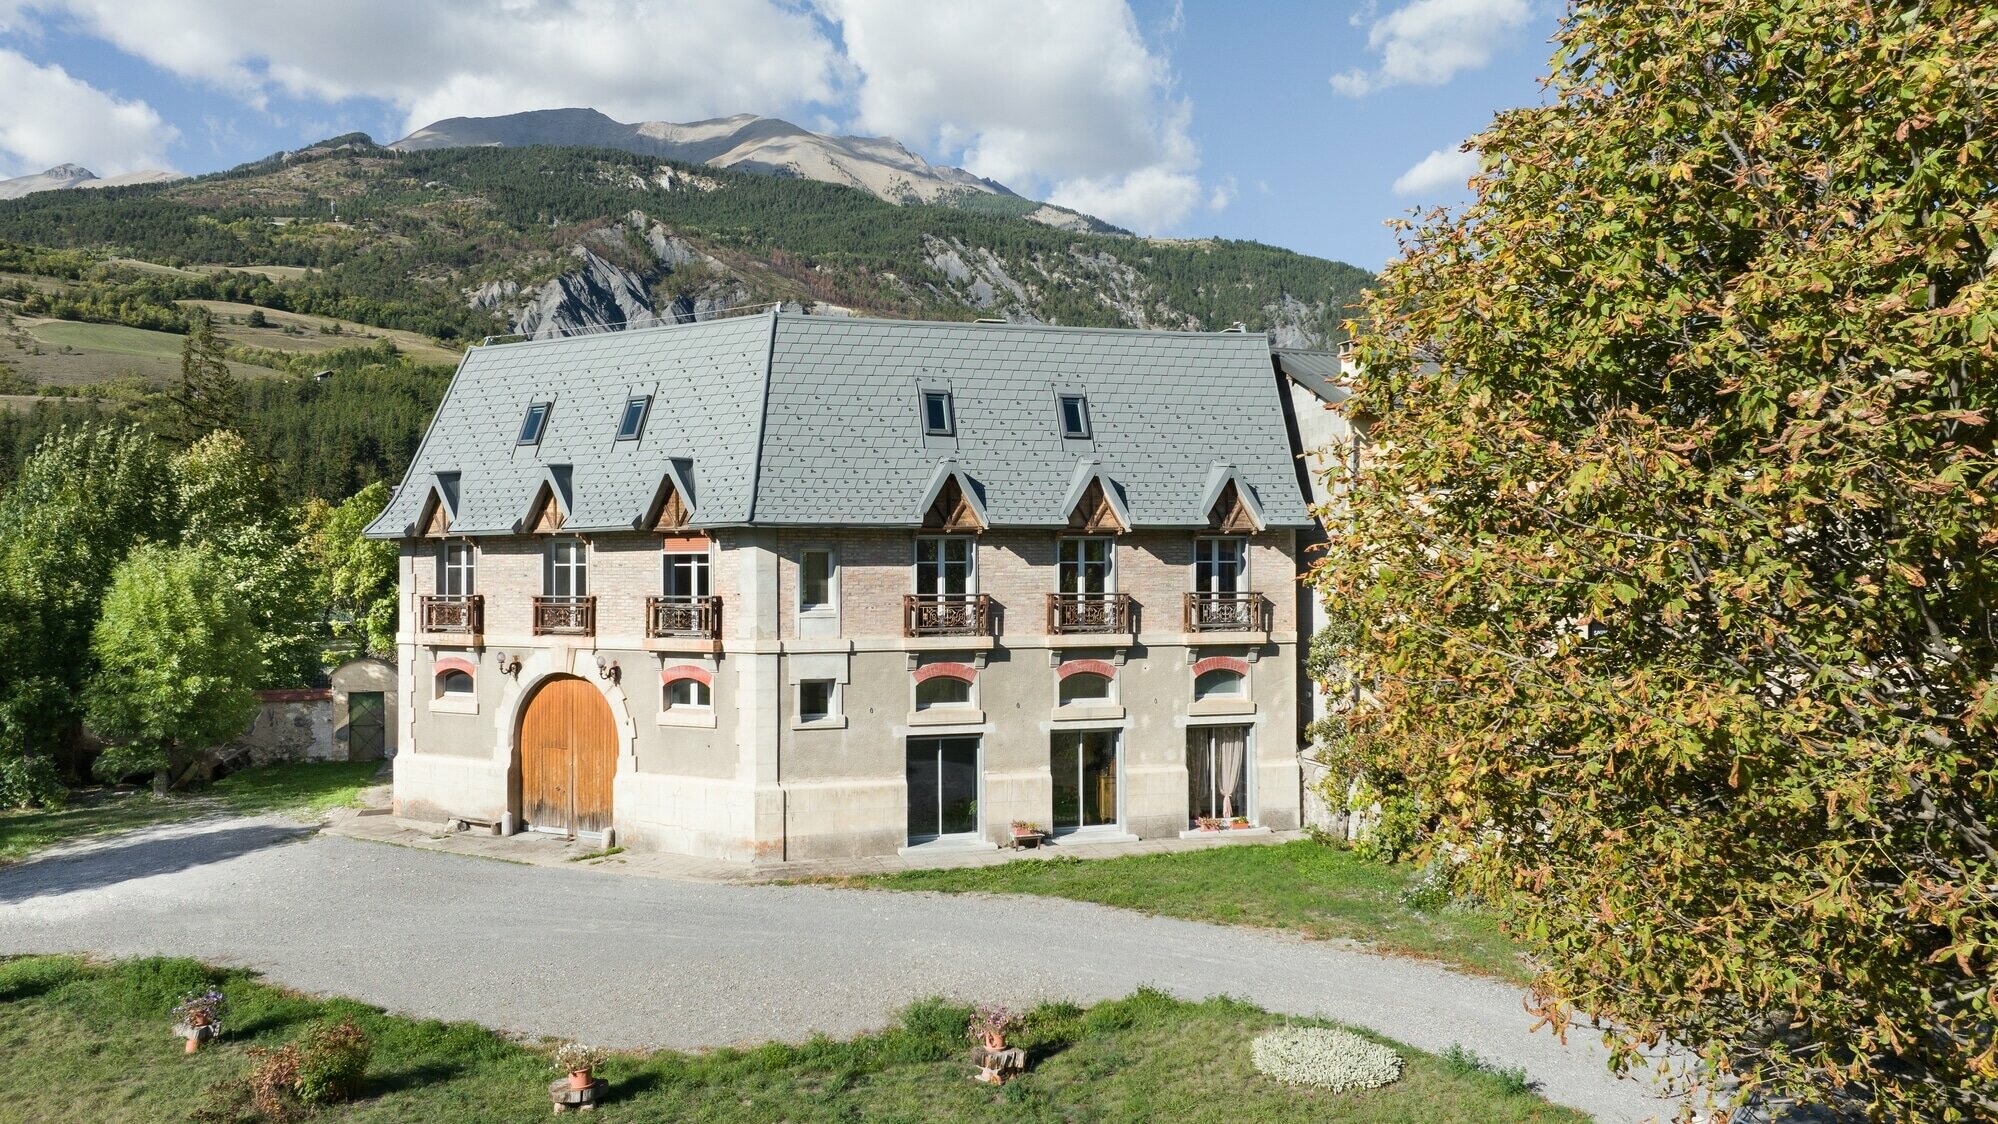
(0, 815), (1674, 1122)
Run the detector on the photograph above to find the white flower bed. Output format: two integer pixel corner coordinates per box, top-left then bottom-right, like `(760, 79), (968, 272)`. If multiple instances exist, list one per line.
(1251, 1027), (1405, 1092)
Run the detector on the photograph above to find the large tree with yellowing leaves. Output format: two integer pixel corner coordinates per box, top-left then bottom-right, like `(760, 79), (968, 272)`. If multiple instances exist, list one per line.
(1316, 2), (1996, 1118)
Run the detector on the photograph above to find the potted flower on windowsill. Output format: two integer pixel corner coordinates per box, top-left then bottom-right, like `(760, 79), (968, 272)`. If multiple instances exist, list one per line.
(1195, 816), (1224, 832)
(171, 989), (229, 1054)
(552, 1042), (605, 1091)
(1230, 816), (1255, 830)
(1009, 820), (1044, 848)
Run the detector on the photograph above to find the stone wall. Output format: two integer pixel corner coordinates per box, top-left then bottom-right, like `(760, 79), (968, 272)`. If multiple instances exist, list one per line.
(229, 689), (334, 765)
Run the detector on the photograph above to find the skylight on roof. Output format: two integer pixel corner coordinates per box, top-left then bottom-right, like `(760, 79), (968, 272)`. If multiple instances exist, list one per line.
(1058, 394), (1091, 440)
(922, 390), (955, 437)
(616, 395), (650, 441)
(517, 402), (551, 446)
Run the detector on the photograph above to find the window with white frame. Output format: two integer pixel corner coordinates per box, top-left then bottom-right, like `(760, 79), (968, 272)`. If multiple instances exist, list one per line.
(799, 548), (835, 613)
(1194, 537), (1246, 594)
(921, 389), (955, 436)
(916, 675), (972, 710)
(662, 548), (710, 600)
(1194, 668), (1246, 700)
(1057, 394), (1091, 439)
(436, 541), (475, 596)
(1058, 673), (1113, 706)
(798, 679), (838, 723)
(544, 537), (588, 597)
(665, 677), (711, 709)
(914, 536), (974, 597)
(1058, 537), (1113, 596)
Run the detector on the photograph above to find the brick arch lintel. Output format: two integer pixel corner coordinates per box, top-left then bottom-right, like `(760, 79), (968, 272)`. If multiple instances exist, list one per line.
(912, 661), (978, 684)
(1056, 658), (1118, 681)
(434, 656), (477, 678)
(1191, 655), (1250, 680)
(659, 664), (714, 687)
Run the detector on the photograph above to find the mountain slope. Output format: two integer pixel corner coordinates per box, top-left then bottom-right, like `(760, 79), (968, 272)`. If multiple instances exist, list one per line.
(0, 138), (1370, 349)
(390, 108), (1120, 233)
(0, 164), (184, 200)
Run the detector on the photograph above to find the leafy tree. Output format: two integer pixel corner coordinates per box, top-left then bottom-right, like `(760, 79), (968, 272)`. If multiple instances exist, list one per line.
(302, 481), (399, 658)
(165, 308), (237, 441)
(84, 543), (260, 793)
(0, 424), (174, 803)
(1316, 2), (1995, 1119)
(174, 431), (324, 686)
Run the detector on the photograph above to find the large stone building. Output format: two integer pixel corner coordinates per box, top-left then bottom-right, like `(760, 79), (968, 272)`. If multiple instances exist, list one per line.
(365, 311), (1316, 862)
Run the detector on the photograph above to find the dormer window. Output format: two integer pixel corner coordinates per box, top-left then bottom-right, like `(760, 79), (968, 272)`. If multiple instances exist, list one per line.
(517, 402), (551, 446)
(615, 396), (650, 441)
(1058, 394), (1090, 439)
(922, 390), (954, 437)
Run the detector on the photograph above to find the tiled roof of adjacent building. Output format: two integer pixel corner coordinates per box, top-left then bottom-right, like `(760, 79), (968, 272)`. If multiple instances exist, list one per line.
(366, 311), (1314, 538)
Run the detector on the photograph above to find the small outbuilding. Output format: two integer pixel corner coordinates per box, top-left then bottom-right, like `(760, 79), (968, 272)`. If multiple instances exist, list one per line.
(331, 657), (397, 761)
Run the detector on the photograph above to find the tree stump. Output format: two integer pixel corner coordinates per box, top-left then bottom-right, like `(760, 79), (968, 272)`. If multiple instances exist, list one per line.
(548, 1077), (606, 1113)
(971, 1044), (1027, 1084)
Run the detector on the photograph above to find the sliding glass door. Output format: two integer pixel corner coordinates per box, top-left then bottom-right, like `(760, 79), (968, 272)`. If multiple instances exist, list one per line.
(1051, 730), (1120, 833)
(906, 736), (980, 842)
(1188, 726), (1251, 823)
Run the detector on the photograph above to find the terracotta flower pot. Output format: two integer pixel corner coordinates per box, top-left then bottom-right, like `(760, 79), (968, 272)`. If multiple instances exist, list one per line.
(185, 1036), (200, 1055)
(568, 1069), (591, 1090)
(982, 1030), (1005, 1052)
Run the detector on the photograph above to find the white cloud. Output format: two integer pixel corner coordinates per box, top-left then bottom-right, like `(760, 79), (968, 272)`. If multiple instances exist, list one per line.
(1391, 145), (1480, 196)
(1207, 175), (1236, 211)
(7, 0), (1219, 232)
(20, 0), (842, 135)
(1331, 0), (1532, 96)
(823, 0), (1210, 231)
(0, 48), (176, 176)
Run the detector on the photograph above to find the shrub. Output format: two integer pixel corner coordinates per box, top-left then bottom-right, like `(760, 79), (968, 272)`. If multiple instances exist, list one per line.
(295, 1018), (370, 1104)
(1250, 1026), (1404, 1092)
(0, 754), (64, 810)
(1350, 789), (1423, 864)
(192, 1018), (368, 1123)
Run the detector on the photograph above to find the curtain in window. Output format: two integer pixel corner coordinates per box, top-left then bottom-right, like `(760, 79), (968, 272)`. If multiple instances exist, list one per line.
(1215, 726), (1247, 819)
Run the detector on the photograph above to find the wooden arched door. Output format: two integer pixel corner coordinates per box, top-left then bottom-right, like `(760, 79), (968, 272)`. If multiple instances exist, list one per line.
(517, 675), (616, 837)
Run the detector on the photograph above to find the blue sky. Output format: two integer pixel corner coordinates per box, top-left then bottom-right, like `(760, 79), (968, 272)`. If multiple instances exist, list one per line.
(0, 1), (1559, 269)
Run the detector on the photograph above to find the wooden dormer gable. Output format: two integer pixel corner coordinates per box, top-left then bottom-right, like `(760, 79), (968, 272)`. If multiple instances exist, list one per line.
(1208, 482), (1259, 533)
(519, 465), (574, 535)
(414, 471), (460, 538)
(917, 460), (988, 532)
(1199, 463), (1266, 534)
(639, 458), (699, 532)
(1059, 459), (1132, 534)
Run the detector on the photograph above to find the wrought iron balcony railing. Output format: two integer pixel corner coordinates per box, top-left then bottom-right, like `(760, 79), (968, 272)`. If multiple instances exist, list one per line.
(418, 594), (482, 635)
(903, 593), (993, 638)
(1183, 591), (1265, 633)
(1046, 592), (1132, 635)
(647, 595), (721, 640)
(532, 595), (596, 637)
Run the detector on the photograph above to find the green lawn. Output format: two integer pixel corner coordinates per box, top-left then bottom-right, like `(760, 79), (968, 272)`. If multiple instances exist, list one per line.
(0, 761), (382, 865)
(27, 320), (186, 359)
(834, 841), (1530, 982)
(0, 956), (1581, 1123)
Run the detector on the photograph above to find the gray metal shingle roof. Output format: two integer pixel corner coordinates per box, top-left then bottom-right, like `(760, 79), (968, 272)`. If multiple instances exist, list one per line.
(367, 313), (1312, 538)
